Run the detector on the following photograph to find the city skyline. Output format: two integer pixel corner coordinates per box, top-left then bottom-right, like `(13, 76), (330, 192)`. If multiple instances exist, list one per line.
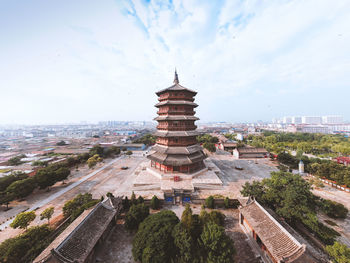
(1, 0), (350, 125)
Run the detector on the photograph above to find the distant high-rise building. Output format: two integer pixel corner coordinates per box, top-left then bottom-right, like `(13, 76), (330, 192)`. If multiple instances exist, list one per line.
(301, 116), (322, 124)
(322, 115), (343, 124)
(292, 116), (302, 124)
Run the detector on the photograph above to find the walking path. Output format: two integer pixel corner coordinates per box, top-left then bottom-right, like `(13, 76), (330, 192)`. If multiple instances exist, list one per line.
(0, 156), (122, 231)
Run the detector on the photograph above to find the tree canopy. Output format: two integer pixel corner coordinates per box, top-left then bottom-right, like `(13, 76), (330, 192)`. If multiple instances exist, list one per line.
(62, 193), (99, 221)
(40, 207), (54, 224)
(132, 210), (179, 263)
(132, 207), (235, 263)
(326, 242), (350, 263)
(10, 211), (36, 230)
(200, 222), (235, 263)
(0, 225), (52, 263)
(125, 203), (150, 231)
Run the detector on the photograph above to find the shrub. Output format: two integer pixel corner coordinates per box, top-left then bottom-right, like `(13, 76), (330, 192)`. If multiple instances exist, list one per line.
(125, 203), (149, 231)
(62, 193), (99, 221)
(205, 196), (214, 209)
(150, 195), (160, 210)
(224, 197), (230, 209)
(319, 199), (348, 219)
(326, 241), (350, 263)
(123, 196), (130, 211)
(10, 211), (36, 230)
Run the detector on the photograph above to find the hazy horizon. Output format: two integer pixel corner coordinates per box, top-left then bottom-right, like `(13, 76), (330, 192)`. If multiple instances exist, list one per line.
(1, 0), (350, 125)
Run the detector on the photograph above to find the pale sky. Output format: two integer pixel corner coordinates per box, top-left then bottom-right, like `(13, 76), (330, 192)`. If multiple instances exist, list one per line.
(1, 0), (350, 124)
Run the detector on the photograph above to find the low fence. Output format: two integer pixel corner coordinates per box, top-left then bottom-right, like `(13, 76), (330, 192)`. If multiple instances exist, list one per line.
(308, 174), (350, 193)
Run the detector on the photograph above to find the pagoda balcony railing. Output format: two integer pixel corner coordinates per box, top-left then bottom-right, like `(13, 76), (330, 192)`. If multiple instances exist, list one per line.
(158, 96), (194, 102)
(156, 141), (197, 146)
(156, 125), (197, 131)
(157, 110), (196, 115)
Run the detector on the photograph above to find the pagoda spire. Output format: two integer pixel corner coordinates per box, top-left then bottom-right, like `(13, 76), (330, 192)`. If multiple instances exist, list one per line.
(174, 69), (179, 84)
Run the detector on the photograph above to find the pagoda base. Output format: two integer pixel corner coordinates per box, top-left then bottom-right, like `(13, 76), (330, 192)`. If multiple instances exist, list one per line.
(150, 160), (206, 174)
(132, 159), (223, 192)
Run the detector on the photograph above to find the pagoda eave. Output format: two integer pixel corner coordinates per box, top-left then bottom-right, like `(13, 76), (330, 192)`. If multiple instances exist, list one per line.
(154, 130), (199, 137)
(148, 151), (205, 166)
(154, 116), (200, 121)
(155, 100), (198, 107)
(156, 83), (197, 96)
(152, 144), (202, 155)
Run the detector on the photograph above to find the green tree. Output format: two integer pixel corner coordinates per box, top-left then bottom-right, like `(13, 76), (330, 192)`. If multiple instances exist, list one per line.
(203, 142), (216, 153)
(181, 204), (193, 230)
(224, 197), (230, 209)
(199, 208), (210, 225)
(56, 140), (66, 146)
(8, 155), (25, 166)
(208, 210), (225, 227)
(150, 195), (160, 210)
(0, 225), (52, 263)
(6, 178), (36, 199)
(125, 203), (150, 231)
(54, 167), (70, 182)
(172, 223), (198, 263)
(10, 211), (36, 230)
(106, 192), (114, 198)
(240, 181), (265, 202)
(62, 193), (97, 219)
(126, 150), (133, 156)
(137, 195), (144, 204)
(326, 242), (350, 263)
(319, 199), (348, 219)
(0, 172), (28, 192)
(34, 169), (55, 190)
(87, 154), (102, 168)
(200, 222), (235, 263)
(0, 192), (14, 210)
(205, 196), (215, 209)
(40, 207), (54, 224)
(89, 145), (104, 157)
(132, 210), (179, 263)
(123, 196), (130, 211)
(131, 191), (137, 205)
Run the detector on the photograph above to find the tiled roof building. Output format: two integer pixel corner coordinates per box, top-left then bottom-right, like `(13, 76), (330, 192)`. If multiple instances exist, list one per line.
(34, 197), (122, 263)
(239, 199), (308, 263)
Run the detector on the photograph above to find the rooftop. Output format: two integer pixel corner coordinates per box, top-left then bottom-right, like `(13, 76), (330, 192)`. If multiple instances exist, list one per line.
(156, 71), (197, 96)
(34, 197), (122, 263)
(240, 200), (306, 263)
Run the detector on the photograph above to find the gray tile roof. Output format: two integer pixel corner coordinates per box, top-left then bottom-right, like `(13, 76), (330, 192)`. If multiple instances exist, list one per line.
(240, 200), (306, 262)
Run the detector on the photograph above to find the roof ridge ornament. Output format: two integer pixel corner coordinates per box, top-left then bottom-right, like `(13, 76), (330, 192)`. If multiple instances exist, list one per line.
(174, 68), (179, 84)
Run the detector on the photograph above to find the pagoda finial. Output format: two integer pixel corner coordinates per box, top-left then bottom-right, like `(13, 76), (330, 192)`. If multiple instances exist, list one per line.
(174, 68), (179, 84)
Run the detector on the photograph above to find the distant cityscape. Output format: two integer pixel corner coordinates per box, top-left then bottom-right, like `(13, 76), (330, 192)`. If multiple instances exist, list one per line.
(269, 115), (350, 135)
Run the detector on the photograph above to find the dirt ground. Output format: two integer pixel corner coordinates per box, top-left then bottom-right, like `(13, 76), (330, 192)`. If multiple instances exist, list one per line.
(222, 209), (260, 263)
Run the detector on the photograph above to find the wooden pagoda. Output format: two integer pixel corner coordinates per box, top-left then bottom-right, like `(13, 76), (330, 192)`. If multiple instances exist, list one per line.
(148, 70), (206, 174)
